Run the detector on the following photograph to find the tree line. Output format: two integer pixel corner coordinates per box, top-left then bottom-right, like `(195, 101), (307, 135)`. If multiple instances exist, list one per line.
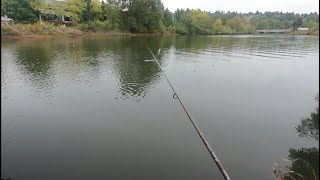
(1, 0), (319, 34)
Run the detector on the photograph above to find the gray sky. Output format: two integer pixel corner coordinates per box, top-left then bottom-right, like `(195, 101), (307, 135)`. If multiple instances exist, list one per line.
(161, 0), (319, 13)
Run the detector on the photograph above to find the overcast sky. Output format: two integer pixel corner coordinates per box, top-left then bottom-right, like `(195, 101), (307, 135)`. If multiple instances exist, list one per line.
(161, 0), (319, 13)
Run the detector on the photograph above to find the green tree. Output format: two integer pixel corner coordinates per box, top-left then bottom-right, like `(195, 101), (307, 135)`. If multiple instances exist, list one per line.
(213, 18), (223, 34)
(83, 0), (93, 21)
(4, 0), (38, 22)
(175, 21), (188, 34)
(273, 94), (319, 180)
(1, 0), (7, 16)
(286, 147), (319, 180)
(121, 0), (165, 33)
(30, 0), (46, 21)
(296, 95), (319, 141)
(163, 8), (173, 27)
(226, 16), (254, 34)
(187, 9), (213, 34)
(102, 0), (121, 29)
(82, 0), (102, 22)
(293, 17), (303, 30)
(65, 0), (85, 22)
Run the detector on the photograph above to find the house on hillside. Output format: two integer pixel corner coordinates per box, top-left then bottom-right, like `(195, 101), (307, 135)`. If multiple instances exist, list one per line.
(1, 15), (14, 25)
(297, 27), (309, 31)
(39, 0), (74, 25)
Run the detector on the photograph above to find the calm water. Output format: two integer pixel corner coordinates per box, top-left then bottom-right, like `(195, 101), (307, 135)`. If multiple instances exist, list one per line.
(1, 35), (319, 180)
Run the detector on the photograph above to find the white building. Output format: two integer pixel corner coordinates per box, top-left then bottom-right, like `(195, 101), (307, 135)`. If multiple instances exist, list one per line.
(1, 15), (14, 25)
(297, 28), (309, 31)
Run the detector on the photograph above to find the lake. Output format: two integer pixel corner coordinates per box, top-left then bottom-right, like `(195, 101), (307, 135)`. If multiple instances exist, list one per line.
(1, 35), (319, 180)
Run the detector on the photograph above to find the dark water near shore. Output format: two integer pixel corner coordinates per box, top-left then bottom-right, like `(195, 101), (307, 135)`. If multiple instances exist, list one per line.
(1, 35), (319, 180)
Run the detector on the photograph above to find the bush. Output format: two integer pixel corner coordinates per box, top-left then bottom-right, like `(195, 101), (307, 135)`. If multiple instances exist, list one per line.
(1, 24), (20, 36)
(308, 27), (319, 36)
(27, 22), (56, 34)
(175, 22), (189, 34)
(166, 25), (176, 34)
(159, 20), (166, 33)
(79, 20), (112, 32)
(1, 22), (85, 36)
(28, 22), (44, 33)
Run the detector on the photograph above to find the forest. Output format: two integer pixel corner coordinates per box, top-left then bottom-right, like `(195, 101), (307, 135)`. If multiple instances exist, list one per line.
(1, 0), (319, 35)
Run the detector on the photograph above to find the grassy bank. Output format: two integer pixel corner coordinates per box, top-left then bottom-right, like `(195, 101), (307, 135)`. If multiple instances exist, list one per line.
(1, 22), (173, 38)
(2, 22), (319, 38)
(1, 22), (84, 37)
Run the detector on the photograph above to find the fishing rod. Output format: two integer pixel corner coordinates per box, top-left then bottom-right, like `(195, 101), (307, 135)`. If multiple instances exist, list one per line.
(146, 44), (231, 180)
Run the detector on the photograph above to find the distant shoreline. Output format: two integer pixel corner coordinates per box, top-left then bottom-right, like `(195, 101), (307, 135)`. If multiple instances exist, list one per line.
(1, 23), (318, 39)
(2, 33), (318, 39)
(1, 23), (178, 39)
(1, 33), (176, 39)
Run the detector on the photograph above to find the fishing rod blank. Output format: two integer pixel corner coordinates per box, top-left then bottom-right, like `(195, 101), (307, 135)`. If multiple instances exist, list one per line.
(146, 44), (231, 180)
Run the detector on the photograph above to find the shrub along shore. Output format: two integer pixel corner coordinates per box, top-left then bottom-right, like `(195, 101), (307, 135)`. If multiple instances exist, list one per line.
(1, 22), (145, 38)
(1, 21), (318, 39)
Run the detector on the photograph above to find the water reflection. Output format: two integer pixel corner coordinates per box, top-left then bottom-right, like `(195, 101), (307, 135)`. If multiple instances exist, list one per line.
(1, 35), (319, 180)
(2, 35), (318, 102)
(14, 42), (56, 100)
(2, 37), (179, 103)
(89, 36), (174, 101)
(274, 94), (319, 180)
(103, 37), (172, 101)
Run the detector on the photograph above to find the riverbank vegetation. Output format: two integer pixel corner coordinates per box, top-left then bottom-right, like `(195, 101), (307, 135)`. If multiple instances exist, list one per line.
(273, 94), (319, 180)
(1, 0), (319, 37)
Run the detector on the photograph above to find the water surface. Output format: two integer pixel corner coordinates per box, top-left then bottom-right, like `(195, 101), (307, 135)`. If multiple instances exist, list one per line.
(1, 35), (319, 180)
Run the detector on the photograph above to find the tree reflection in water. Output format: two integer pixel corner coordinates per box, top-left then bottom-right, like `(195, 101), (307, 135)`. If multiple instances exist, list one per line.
(273, 94), (319, 180)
